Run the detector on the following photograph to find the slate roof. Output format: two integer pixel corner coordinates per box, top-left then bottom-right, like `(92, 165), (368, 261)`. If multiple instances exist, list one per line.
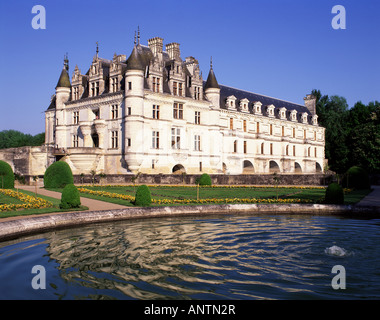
(55, 68), (71, 88)
(217, 84), (311, 116)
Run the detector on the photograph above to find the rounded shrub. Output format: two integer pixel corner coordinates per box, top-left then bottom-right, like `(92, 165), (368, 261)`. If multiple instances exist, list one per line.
(133, 185), (151, 206)
(60, 184), (81, 209)
(44, 161), (73, 188)
(324, 183), (344, 204)
(346, 166), (370, 190)
(197, 173), (212, 186)
(0, 160), (15, 189)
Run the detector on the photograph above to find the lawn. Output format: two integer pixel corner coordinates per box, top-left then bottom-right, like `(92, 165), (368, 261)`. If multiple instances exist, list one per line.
(0, 189), (88, 219)
(74, 185), (371, 206)
(1, 185), (372, 218)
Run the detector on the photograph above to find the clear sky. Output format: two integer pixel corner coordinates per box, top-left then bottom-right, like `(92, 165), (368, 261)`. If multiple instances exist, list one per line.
(0, 0), (379, 135)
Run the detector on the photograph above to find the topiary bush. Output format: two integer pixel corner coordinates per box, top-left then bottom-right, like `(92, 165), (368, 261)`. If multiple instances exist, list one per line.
(133, 185), (151, 206)
(324, 183), (344, 204)
(44, 161), (73, 188)
(59, 184), (81, 209)
(196, 173), (212, 186)
(346, 166), (370, 190)
(0, 160), (14, 189)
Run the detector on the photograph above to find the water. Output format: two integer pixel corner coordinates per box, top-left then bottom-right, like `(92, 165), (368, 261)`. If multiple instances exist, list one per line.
(0, 214), (380, 300)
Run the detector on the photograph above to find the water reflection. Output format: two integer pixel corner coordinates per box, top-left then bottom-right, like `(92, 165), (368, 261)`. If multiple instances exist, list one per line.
(40, 215), (327, 299)
(1, 214), (380, 299)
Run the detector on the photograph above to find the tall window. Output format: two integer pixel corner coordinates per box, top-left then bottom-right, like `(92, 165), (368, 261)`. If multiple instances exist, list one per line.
(282, 126), (285, 137)
(173, 82), (178, 95)
(286, 145), (289, 156)
(111, 77), (118, 92)
(153, 105), (160, 119)
(270, 143), (273, 155)
(304, 130), (307, 139)
(152, 131), (159, 149)
(171, 128), (180, 149)
(270, 124), (273, 135)
(73, 87), (80, 100)
(315, 147), (317, 158)
(230, 118), (234, 130)
(257, 122), (260, 133)
(244, 141), (247, 154)
(243, 120), (247, 132)
(95, 82), (99, 96)
(293, 145), (296, 156)
(173, 103), (183, 119)
(261, 143), (264, 154)
(233, 140), (237, 153)
(194, 87), (201, 100)
(179, 83), (183, 96)
(293, 128), (296, 138)
(194, 135), (201, 151)
(72, 135), (79, 147)
(195, 111), (200, 124)
(111, 131), (118, 149)
(111, 105), (118, 119)
(73, 111), (79, 124)
(153, 77), (160, 93)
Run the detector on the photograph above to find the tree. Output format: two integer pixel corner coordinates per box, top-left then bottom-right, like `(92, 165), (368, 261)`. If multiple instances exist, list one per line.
(315, 93), (350, 173)
(0, 130), (45, 149)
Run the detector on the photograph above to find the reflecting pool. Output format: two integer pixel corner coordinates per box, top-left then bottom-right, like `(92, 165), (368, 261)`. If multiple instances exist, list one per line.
(1, 214), (379, 299)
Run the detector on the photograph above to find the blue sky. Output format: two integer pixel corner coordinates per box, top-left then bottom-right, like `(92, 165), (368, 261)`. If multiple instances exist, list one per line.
(0, 0), (379, 135)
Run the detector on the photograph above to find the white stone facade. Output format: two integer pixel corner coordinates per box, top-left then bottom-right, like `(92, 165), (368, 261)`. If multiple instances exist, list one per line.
(45, 36), (325, 175)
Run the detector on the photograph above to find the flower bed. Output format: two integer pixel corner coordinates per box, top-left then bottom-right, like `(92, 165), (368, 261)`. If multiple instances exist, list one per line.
(77, 187), (313, 205)
(0, 189), (53, 212)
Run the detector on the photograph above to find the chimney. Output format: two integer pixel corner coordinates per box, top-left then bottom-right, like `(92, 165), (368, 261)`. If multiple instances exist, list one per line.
(304, 94), (316, 115)
(148, 37), (163, 56)
(166, 42), (180, 60)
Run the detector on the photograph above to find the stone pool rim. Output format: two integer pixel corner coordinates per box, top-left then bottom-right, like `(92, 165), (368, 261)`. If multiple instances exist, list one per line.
(0, 203), (379, 242)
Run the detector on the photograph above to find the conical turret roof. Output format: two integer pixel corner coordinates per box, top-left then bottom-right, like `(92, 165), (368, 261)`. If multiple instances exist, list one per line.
(126, 45), (144, 71)
(204, 66), (219, 90)
(55, 67), (71, 88)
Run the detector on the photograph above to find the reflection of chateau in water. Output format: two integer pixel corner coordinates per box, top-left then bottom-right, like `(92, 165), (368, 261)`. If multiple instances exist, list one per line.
(44, 216), (326, 299)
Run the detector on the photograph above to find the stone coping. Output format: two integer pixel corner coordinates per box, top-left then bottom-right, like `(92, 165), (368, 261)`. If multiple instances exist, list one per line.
(0, 203), (379, 242)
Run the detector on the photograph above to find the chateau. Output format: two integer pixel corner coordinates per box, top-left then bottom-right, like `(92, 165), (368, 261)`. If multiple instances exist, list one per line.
(44, 35), (325, 176)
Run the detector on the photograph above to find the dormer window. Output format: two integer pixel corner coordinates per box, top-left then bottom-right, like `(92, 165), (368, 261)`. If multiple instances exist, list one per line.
(301, 112), (308, 124)
(290, 110), (298, 122)
(111, 77), (119, 93)
(240, 98), (249, 112)
(253, 102), (262, 115)
(266, 105), (275, 117)
(226, 95), (237, 109)
(152, 77), (160, 93)
(312, 114), (318, 125)
(279, 107), (287, 120)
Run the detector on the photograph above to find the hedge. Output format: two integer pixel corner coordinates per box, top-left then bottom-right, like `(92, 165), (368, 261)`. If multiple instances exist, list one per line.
(60, 184), (81, 209)
(0, 160), (14, 189)
(346, 166), (370, 190)
(44, 161), (73, 188)
(133, 185), (151, 206)
(324, 183), (344, 204)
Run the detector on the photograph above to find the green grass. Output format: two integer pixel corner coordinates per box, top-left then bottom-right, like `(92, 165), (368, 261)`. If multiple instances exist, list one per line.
(0, 189), (89, 219)
(81, 185), (327, 202)
(344, 188), (372, 205)
(1, 186), (373, 219)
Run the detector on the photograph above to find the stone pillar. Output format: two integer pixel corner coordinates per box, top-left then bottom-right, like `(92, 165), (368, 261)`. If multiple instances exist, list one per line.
(79, 122), (92, 147)
(94, 120), (106, 148)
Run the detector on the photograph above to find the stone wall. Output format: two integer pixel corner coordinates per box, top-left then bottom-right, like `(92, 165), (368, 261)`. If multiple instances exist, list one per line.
(73, 173), (333, 186)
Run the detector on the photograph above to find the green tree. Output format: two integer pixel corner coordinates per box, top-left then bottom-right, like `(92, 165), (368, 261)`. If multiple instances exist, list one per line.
(0, 130), (45, 149)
